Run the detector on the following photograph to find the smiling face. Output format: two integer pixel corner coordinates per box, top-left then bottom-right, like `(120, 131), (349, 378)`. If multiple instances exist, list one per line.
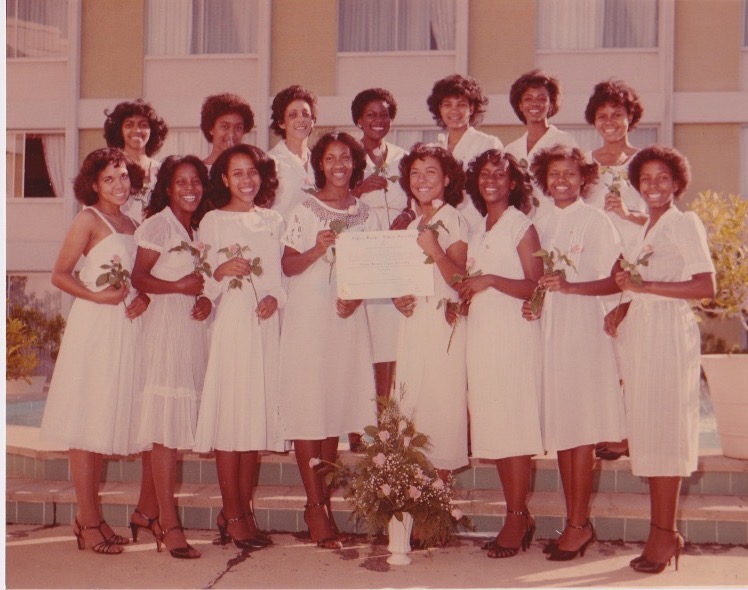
(121, 115), (151, 153)
(519, 86), (551, 125)
(320, 141), (353, 189)
(167, 163), (203, 216)
(439, 95), (473, 131)
(281, 99), (314, 142)
(637, 159), (678, 215)
(222, 153), (260, 210)
(594, 102), (631, 144)
(409, 156), (449, 206)
(209, 112), (245, 153)
(546, 158), (583, 208)
(93, 162), (131, 208)
(478, 160), (514, 206)
(358, 99), (392, 143)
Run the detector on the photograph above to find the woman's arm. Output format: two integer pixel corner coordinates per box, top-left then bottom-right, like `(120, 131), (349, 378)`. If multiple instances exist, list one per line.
(131, 247), (204, 296)
(281, 230), (335, 277)
(417, 228), (467, 288)
(615, 271), (715, 301)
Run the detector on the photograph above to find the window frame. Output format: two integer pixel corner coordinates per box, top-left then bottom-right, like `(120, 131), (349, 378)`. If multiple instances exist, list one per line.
(5, 0), (70, 61)
(6, 130), (66, 201)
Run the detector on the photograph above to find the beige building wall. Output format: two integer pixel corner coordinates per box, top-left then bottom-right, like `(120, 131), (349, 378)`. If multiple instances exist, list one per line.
(674, 0), (741, 92)
(78, 129), (106, 167)
(270, 0), (337, 95)
(468, 0), (536, 93)
(80, 0), (145, 99)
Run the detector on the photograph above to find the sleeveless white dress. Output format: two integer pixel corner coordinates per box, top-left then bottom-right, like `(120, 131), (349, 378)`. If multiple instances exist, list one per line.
(41, 207), (142, 456)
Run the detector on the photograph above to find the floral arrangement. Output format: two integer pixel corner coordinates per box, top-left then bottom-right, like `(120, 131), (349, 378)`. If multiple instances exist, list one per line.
(528, 247), (578, 315)
(217, 243), (263, 323)
(317, 395), (472, 547)
(169, 241), (212, 277)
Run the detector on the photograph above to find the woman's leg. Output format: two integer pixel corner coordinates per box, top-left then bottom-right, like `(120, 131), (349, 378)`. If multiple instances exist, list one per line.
(375, 361), (395, 407)
(130, 450), (159, 535)
(151, 443), (200, 557)
(295, 439), (339, 546)
(238, 451), (262, 536)
(643, 476), (682, 563)
(495, 455), (534, 547)
(556, 445), (595, 552)
(216, 450), (252, 540)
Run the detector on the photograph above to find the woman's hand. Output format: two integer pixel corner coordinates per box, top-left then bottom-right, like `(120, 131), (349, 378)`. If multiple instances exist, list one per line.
(314, 230), (337, 256)
(457, 275), (492, 303)
(214, 257), (251, 282)
(389, 210), (413, 230)
(191, 296), (212, 321)
(256, 295), (278, 320)
(603, 306), (626, 337)
(539, 271), (570, 293)
(604, 193), (630, 220)
(176, 272), (205, 296)
(93, 284), (130, 306)
(353, 174), (388, 197)
(416, 228), (443, 261)
(125, 292), (150, 320)
(614, 270), (643, 293)
(521, 299), (540, 321)
(336, 298), (362, 319)
(393, 294), (416, 317)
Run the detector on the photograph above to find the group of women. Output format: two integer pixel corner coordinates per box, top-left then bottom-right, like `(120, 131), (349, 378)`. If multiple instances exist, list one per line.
(40, 70), (715, 575)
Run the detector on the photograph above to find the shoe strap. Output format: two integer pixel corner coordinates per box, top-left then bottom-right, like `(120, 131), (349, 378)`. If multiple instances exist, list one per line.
(506, 508), (529, 517)
(565, 519), (591, 530)
(158, 523), (184, 540)
(650, 522), (679, 534)
(132, 509), (157, 526)
(305, 501), (326, 510)
(220, 510), (247, 527)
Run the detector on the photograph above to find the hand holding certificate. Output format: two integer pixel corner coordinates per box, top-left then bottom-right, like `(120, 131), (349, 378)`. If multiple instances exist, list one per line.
(335, 230), (435, 300)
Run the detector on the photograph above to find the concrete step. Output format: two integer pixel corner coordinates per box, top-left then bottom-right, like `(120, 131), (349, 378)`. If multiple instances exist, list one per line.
(6, 475), (748, 545)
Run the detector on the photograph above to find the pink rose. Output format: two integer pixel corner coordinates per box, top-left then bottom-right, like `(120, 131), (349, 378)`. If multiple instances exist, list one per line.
(451, 507), (464, 520)
(408, 486), (422, 500)
(432, 198), (444, 210)
(431, 478), (445, 490)
(380, 483), (391, 496)
(398, 420), (407, 433)
(402, 436), (411, 448)
(570, 244), (584, 254)
(643, 244), (653, 254)
(372, 453), (386, 467)
(377, 431), (390, 442)
(195, 241), (206, 252)
(112, 255), (121, 265)
(466, 257), (475, 271)
(348, 203), (358, 216)
(308, 457), (321, 468)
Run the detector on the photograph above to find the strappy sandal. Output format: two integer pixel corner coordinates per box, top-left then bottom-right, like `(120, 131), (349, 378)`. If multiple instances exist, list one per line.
(547, 519), (596, 561)
(487, 509), (536, 559)
(632, 523), (684, 574)
(73, 518), (124, 555)
(304, 502), (342, 549)
(216, 510), (271, 549)
(154, 521), (201, 559)
(129, 509), (157, 543)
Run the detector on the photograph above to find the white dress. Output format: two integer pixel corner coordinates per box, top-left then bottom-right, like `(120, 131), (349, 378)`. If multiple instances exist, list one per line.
(133, 207), (209, 451)
(534, 199), (626, 451)
(438, 127), (503, 238)
(193, 208), (287, 453)
(121, 159), (160, 224)
(41, 207), (142, 456)
(360, 142), (409, 364)
(618, 207), (714, 477)
(278, 196), (378, 439)
(466, 208), (544, 460)
(505, 125), (578, 224)
(268, 141), (315, 223)
(395, 205), (470, 470)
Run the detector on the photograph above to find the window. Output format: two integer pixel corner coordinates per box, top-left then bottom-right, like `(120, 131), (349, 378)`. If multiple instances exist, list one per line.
(338, 0), (455, 52)
(537, 0), (658, 50)
(146, 0), (257, 56)
(6, 0), (69, 58)
(744, 0), (748, 46)
(6, 132), (65, 198)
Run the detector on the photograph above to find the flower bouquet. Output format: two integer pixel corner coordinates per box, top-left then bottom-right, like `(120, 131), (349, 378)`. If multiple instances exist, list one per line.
(319, 395), (472, 548)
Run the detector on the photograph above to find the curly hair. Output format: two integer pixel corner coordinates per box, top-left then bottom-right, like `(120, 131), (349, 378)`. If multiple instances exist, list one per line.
(426, 74), (489, 128)
(509, 69), (562, 124)
(310, 132), (366, 189)
(584, 79), (644, 129)
(73, 148), (145, 206)
(145, 155), (211, 228)
(398, 143), (465, 207)
(627, 145), (691, 198)
(350, 88), (398, 124)
(465, 150), (533, 215)
(270, 85), (318, 139)
(200, 93), (255, 143)
(530, 145), (599, 199)
(209, 144), (279, 209)
(103, 100), (168, 157)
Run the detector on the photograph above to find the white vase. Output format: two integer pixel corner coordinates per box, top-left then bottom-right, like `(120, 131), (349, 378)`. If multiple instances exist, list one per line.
(701, 354), (748, 459)
(387, 512), (414, 565)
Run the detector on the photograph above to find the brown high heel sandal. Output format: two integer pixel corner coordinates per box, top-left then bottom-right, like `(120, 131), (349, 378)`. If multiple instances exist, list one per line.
(547, 519), (596, 561)
(304, 502), (342, 549)
(129, 509), (158, 543)
(100, 520), (129, 545)
(154, 521), (201, 559)
(632, 523), (684, 574)
(487, 509), (536, 559)
(216, 510), (271, 549)
(73, 518), (124, 555)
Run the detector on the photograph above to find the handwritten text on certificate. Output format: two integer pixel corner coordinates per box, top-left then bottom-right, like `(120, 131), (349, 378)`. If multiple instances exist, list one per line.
(335, 230), (435, 299)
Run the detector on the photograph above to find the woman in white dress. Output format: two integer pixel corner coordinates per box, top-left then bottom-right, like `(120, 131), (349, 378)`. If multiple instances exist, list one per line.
(129, 155), (212, 559)
(194, 144), (284, 549)
(505, 70), (578, 222)
(427, 74), (503, 236)
(104, 100), (168, 223)
(605, 146), (715, 574)
(349, 88), (413, 445)
(457, 150), (543, 559)
(200, 93), (255, 168)
(393, 143), (469, 474)
(524, 145), (626, 561)
(583, 79), (649, 461)
(279, 132), (378, 548)
(268, 85), (318, 222)
(41, 148), (149, 554)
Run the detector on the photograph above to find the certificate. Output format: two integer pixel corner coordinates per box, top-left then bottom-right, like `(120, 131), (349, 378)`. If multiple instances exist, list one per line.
(335, 230), (434, 300)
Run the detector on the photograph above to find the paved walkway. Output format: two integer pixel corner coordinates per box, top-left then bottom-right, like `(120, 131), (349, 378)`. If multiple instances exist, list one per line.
(5, 523), (748, 589)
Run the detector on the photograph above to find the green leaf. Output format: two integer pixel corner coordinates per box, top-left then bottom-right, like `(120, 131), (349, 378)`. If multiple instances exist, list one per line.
(95, 274), (109, 287)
